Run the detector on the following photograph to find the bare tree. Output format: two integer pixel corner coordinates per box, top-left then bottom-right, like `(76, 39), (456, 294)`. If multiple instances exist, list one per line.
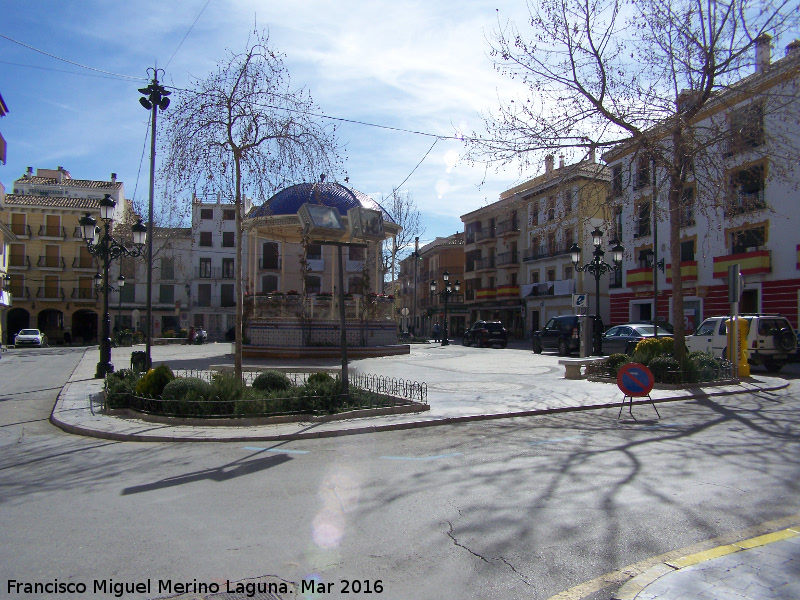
(466, 0), (799, 359)
(380, 189), (425, 291)
(161, 30), (342, 378)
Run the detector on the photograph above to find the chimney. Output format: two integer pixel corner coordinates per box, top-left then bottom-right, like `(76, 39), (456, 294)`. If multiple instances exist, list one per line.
(559, 155), (565, 169)
(755, 33), (772, 73)
(545, 154), (554, 175)
(786, 39), (800, 58)
(111, 173), (117, 184)
(25, 166), (32, 178)
(590, 148), (596, 163)
(56, 166), (64, 183)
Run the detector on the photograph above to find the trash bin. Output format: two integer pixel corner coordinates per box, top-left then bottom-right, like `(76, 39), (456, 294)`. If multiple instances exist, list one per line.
(131, 351), (150, 372)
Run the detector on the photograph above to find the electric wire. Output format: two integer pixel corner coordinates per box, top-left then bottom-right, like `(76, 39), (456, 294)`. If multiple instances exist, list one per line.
(165, 0), (214, 68)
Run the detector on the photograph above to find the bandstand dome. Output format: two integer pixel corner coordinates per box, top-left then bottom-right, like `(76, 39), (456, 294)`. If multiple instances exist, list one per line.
(247, 181), (395, 223)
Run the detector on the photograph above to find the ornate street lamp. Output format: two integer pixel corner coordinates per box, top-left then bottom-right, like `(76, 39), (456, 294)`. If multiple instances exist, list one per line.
(138, 67), (170, 370)
(430, 269), (461, 346)
(80, 195), (147, 378)
(570, 228), (624, 356)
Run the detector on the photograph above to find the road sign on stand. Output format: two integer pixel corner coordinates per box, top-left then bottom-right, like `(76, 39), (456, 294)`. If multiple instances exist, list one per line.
(616, 363), (660, 420)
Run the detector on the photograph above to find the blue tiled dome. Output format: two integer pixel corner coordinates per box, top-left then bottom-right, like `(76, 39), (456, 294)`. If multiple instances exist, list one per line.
(248, 182), (395, 223)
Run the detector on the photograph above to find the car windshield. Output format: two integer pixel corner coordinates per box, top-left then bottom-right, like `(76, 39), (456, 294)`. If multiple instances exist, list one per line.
(485, 323), (504, 331)
(19, 329), (39, 335)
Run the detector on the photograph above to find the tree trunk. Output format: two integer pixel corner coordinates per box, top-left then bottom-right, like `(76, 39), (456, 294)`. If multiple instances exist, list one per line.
(234, 153), (243, 380)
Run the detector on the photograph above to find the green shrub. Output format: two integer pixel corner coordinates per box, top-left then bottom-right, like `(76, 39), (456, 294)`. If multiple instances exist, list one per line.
(161, 377), (212, 401)
(134, 364), (175, 398)
(106, 369), (142, 407)
(648, 355), (681, 383)
(688, 351), (725, 382)
(604, 353), (632, 377)
(252, 370), (293, 392)
(632, 336), (674, 365)
(307, 372), (335, 386)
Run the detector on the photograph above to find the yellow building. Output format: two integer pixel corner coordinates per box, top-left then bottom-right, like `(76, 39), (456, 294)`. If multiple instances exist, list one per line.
(1, 167), (126, 344)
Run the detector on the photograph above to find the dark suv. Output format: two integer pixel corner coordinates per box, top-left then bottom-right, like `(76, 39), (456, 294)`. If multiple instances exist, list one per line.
(532, 315), (604, 356)
(462, 321), (508, 348)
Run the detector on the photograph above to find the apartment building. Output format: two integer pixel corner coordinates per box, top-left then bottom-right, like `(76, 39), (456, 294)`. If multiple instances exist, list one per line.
(1, 167), (127, 344)
(461, 194), (525, 337)
(468, 154), (610, 338)
(397, 234), (465, 337)
(604, 36), (800, 331)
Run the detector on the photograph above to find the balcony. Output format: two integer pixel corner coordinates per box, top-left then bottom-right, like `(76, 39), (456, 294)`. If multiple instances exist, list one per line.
(10, 223), (32, 237)
(523, 279), (575, 297)
(713, 249), (770, 278)
(38, 225), (67, 239)
(475, 256), (496, 272)
(195, 266), (224, 279)
(726, 189), (766, 216)
(665, 261), (698, 284)
(497, 252), (519, 267)
(71, 287), (98, 301)
(38, 256), (66, 270)
(9, 255), (31, 270)
(73, 256), (96, 270)
(258, 257), (281, 270)
(475, 229), (497, 244)
(496, 219), (519, 237)
(523, 244), (571, 262)
(9, 285), (30, 300)
(627, 267), (654, 287)
(476, 287), (496, 300)
(37, 287), (65, 301)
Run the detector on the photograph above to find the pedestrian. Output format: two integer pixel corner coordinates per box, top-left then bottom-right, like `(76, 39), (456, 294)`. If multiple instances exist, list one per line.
(432, 322), (441, 343)
(188, 326), (196, 345)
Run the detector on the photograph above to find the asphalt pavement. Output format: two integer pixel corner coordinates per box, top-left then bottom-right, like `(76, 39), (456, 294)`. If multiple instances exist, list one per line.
(48, 340), (800, 600)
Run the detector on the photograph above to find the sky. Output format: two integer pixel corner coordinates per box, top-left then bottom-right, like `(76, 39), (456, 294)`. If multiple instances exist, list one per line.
(0, 0), (536, 248)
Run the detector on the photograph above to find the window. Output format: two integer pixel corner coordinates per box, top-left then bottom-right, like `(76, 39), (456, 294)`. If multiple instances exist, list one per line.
(223, 209), (236, 220)
(120, 256), (136, 279)
(529, 201), (539, 226)
(546, 196), (555, 221)
(547, 232), (556, 255)
(9, 243), (25, 267)
(636, 201), (651, 237)
(222, 258), (234, 279)
(730, 226), (766, 254)
(612, 205), (623, 242)
(563, 189), (573, 215)
(728, 164), (766, 214)
(10, 213), (27, 236)
(198, 284), (212, 307)
(261, 274), (278, 293)
(349, 246), (365, 261)
(546, 269), (555, 282)
(222, 231), (235, 247)
(199, 258), (212, 278)
(564, 266), (574, 280)
(348, 276), (365, 295)
(680, 187), (695, 227)
(120, 284), (135, 303)
(220, 284), (235, 307)
(306, 275), (322, 294)
(638, 249), (653, 269)
(161, 257), (174, 279)
(307, 243), (322, 260)
(199, 231), (213, 247)
(726, 102), (764, 155)
(680, 240), (695, 262)
(200, 208), (213, 220)
(159, 284), (174, 304)
(511, 272), (518, 286)
(531, 270), (540, 284)
(634, 156), (651, 190)
(611, 166), (623, 197)
(261, 242), (279, 269)
(564, 227), (574, 246)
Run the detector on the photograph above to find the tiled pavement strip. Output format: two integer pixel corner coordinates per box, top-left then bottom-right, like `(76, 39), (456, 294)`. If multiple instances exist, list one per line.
(49, 342), (799, 599)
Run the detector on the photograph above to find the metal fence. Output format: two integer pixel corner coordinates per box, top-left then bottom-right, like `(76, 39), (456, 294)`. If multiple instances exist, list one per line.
(586, 358), (735, 384)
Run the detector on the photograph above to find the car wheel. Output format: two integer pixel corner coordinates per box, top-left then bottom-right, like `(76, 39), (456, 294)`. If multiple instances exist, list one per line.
(764, 360), (784, 373)
(776, 328), (795, 352)
(462, 336), (468, 346)
(532, 339), (543, 354)
(558, 338), (570, 356)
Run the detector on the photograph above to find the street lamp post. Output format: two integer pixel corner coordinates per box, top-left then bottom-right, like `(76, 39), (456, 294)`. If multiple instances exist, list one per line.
(430, 270), (461, 347)
(116, 274), (125, 336)
(138, 67), (170, 371)
(569, 228), (624, 356)
(80, 195), (147, 378)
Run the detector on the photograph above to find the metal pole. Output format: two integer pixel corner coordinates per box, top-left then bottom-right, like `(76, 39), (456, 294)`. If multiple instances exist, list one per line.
(96, 221), (113, 378)
(594, 257), (601, 356)
(413, 236), (419, 337)
(652, 157), (659, 337)
(144, 94), (157, 370)
(442, 289), (449, 346)
(337, 244), (349, 395)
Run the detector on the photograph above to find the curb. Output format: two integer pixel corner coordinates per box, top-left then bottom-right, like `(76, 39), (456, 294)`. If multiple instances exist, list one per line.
(49, 378), (791, 443)
(612, 527), (800, 600)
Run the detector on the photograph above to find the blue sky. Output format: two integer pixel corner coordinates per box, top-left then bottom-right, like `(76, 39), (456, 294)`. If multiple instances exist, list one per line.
(0, 0), (534, 245)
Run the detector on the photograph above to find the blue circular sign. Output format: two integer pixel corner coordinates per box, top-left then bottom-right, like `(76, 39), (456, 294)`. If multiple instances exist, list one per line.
(617, 363), (655, 397)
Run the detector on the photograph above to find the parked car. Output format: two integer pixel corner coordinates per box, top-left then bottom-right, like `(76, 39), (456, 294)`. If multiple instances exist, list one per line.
(625, 320), (674, 334)
(601, 324), (673, 355)
(686, 314), (796, 372)
(532, 315), (604, 356)
(14, 328), (48, 348)
(462, 321), (508, 348)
